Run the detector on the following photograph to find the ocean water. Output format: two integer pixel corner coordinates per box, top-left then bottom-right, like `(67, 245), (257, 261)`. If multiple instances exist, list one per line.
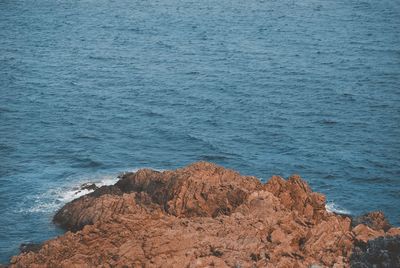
(1, 0), (400, 262)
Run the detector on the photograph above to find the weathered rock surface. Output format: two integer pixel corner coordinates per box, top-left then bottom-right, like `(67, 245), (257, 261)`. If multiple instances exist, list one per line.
(9, 162), (400, 267)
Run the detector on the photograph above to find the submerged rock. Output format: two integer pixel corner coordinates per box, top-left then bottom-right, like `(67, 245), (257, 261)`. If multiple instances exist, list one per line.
(9, 162), (400, 267)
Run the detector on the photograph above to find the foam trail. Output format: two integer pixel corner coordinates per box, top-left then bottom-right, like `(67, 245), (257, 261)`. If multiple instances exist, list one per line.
(19, 175), (118, 213)
(325, 201), (351, 215)
(58, 174), (121, 203)
(19, 167), (165, 214)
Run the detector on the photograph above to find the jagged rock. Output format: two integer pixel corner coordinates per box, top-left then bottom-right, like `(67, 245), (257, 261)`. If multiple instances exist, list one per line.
(387, 228), (400, 237)
(53, 162), (262, 231)
(352, 211), (392, 231)
(8, 162), (399, 267)
(264, 174), (326, 223)
(80, 183), (98, 192)
(353, 224), (385, 243)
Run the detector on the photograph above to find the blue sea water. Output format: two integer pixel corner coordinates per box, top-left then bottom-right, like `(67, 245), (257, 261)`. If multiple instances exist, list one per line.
(1, 0), (400, 262)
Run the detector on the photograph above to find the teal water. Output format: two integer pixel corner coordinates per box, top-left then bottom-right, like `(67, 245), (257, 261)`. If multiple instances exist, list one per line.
(1, 0), (400, 263)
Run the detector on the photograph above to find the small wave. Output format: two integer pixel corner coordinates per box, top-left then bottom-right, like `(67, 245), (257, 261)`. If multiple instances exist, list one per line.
(143, 110), (164, 118)
(200, 155), (231, 161)
(75, 134), (101, 141)
(325, 202), (351, 215)
(340, 93), (356, 102)
(320, 119), (338, 125)
(185, 71), (200, 75)
(71, 158), (104, 168)
(0, 143), (13, 153)
(88, 55), (114, 61)
(0, 106), (13, 113)
(348, 176), (393, 184)
(186, 133), (220, 151)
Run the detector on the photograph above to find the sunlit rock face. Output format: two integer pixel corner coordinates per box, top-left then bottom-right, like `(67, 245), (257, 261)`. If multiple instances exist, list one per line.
(10, 162), (400, 267)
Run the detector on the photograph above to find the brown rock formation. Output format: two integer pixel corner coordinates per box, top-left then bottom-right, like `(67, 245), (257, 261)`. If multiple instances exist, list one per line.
(9, 162), (400, 267)
(352, 211), (392, 231)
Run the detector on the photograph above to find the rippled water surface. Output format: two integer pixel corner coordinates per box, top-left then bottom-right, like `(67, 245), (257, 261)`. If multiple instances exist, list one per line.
(1, 0), (400, 262)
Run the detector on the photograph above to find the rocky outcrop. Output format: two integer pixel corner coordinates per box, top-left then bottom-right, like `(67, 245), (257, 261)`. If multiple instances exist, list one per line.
(53, 164), (262, 232)
(352, 211), (392, 232)
(9, 162), (400, 267)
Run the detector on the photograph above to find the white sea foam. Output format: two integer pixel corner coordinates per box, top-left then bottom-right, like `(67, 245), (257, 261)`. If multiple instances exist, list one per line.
(57, 174), (121, 203)
(18, 167), (165, 214)
(325, 201), (351, 215)
(19, 173), (121, 214)
(58, 188), (94, 203)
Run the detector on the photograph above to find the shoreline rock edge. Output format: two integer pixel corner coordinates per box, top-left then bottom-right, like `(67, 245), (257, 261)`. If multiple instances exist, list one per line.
(9, 162), (400, 267)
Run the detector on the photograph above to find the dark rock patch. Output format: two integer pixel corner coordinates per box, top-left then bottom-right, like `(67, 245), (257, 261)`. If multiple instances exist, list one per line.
(19, 243), (42, 254)
(351, 235), (400, 268)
